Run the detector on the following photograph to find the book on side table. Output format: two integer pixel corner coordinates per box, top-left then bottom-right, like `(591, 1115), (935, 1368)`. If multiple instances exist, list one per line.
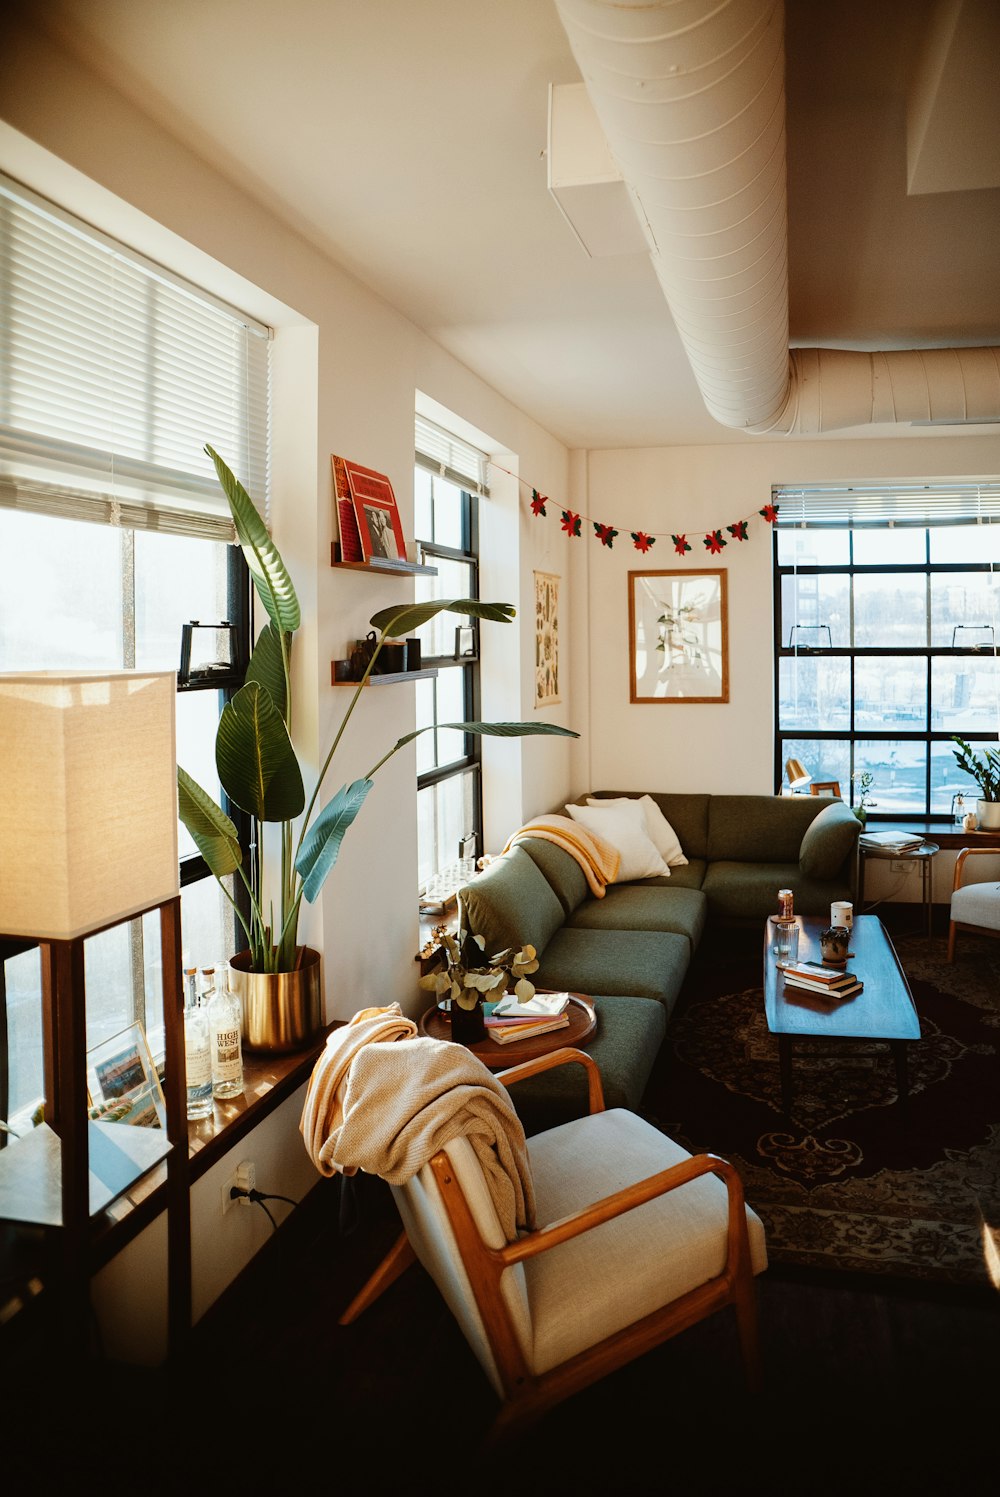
(777, 960), (864, 1000)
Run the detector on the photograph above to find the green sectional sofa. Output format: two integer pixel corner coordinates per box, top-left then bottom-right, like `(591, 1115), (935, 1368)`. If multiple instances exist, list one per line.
(457, 791), (860, 1131)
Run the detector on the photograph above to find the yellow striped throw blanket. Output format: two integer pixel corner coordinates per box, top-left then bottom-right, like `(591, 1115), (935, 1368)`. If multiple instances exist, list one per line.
(501, 813), (620, 897)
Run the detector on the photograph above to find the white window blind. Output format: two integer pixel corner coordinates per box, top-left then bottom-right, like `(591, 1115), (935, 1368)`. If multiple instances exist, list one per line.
(0, 174), (271, 541)
(774, 481), (1000, 527)
(414, 414), (490, 498)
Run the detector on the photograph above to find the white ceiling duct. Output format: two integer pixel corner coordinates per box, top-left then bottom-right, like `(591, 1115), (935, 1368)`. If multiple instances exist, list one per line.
(553, 0), (1000, 434)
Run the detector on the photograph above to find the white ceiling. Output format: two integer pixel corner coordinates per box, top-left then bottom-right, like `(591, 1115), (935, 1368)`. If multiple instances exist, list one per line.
(23, 0), (1000, 450)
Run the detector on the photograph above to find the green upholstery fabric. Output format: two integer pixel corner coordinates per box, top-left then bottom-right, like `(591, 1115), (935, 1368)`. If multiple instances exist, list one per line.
(501, 995), (667, 1136)
(588, 790), (710, 861)
(514, 837), (589, 917)
(702, 860), (854, 919)
(459, 846), (564, 957)
(799, 800), (862, 879)
(706, 794), (819, 862)
(535, 928), (690, 1013)
(566, 883), (707, 953)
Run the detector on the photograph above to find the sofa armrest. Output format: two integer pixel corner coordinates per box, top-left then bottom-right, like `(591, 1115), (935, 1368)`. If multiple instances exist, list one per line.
(798, 800), (861, 879)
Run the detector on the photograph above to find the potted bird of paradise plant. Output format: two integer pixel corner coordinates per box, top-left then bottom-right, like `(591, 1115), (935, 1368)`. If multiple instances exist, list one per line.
(177, 445), (577, 1050)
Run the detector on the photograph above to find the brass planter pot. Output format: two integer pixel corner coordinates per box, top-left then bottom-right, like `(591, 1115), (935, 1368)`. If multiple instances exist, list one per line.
(228, 946), (323, 1053)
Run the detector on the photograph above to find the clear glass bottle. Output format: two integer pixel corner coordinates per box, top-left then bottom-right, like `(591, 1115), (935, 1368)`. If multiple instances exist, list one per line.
(183, 966), (214, 1120)
(205, 965), (244, 1100)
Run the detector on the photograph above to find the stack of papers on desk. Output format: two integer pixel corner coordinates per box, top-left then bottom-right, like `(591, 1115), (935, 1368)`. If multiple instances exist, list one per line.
(859, 830), (924, 853)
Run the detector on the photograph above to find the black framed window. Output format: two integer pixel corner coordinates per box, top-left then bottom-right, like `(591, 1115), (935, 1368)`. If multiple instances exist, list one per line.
(773, 483), (1000, 821)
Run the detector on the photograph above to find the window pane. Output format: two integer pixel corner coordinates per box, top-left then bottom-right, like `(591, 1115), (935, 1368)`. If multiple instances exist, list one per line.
(853, 528), (926, 564)
(415, 667), (469, 774)
(780, 574), (849, 648)
(417, 769), (476, 889)
(3, 945), (43, 1122)
(930, 571), (1000, 647)
(415, 559), (474, 657)
(176, 691), (229, 856)
(429, 474), (464, 549)
(781, 740), (851, 796)
(778, 657), (851, 730)
(135, 530), (229, 670)
(932, 657), (1000, 731)
(853, 574), (927, 646)
(930, 524), (1000, 563)
(0, 509), (122, 669)
(854, 739), (927, 815)
(932, 740), (976, 815)
(855, 657), (927, 729)
(414, 466), (433, 544)
(776, 528), (850, 566)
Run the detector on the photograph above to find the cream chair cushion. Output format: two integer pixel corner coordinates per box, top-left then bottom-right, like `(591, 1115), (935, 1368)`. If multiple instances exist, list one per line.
(952, 880), (1000, 930)
(394, 1108), (767, 1391)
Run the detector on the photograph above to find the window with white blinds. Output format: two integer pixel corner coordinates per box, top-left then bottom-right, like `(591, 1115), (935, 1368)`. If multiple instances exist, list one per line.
(774, 481), (1000, 528)
(414, 413), (490, 499)
(0, 173), (271, 541)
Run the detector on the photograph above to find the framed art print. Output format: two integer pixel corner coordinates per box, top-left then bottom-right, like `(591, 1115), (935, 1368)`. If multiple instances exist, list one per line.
(628, 568), (729, 703)
(86, 1022), (167, 1129)
(534, 570), (560, 706)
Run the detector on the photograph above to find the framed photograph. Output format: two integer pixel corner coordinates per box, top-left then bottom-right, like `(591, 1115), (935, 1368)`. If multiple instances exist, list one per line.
(534, 570), (560, 707)
(810, 780), (842, 798)
(337, 455), (407, 563)
(628, 569), (729, 703)
(87, 1022), (167, 1129)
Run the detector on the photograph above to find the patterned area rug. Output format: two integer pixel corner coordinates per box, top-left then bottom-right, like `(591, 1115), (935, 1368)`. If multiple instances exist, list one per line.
(650, 925), (1000, 1288)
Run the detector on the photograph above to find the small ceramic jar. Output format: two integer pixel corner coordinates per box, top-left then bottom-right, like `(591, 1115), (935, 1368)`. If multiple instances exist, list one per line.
(820, 925), (850, 965)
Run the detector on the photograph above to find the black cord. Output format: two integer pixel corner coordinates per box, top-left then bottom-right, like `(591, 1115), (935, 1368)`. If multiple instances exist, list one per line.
(252, 1197), (278, 1230)
(248, 1189), (297, 1208)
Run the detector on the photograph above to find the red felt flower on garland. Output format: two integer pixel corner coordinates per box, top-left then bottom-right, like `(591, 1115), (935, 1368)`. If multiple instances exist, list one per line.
(671, 533), (691, 555)
(727, 520), (749, 542)
(703, 530), (726, 554)
(631, 531), (655, 553)
(561, 510), (582, 538)
(759, 503), (779, 524)
(593, 522), (618, 548)
(530, 489), (547, 517)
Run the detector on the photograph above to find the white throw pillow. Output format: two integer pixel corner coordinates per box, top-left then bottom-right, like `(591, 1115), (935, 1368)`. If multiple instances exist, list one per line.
(586, 794), (688, 867)
(565, 800), (671, 881)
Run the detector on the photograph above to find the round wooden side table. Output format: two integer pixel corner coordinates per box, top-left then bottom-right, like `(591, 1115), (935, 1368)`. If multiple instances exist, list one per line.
(419, 993), (596, 1070)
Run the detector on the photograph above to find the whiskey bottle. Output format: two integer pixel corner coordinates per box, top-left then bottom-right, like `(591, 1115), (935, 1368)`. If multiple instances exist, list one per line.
(205, 966), (244, 1100)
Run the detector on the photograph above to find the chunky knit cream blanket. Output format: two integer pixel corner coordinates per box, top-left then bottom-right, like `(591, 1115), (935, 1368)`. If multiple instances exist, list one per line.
(299, 1003), (536, 1239)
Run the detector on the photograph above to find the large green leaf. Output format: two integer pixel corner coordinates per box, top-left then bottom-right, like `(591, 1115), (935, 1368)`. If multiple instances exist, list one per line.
(206, 444), (300, 635)
(216, 681), (305, 821)
(391, 719), (577, 754)
(368, 599), (516, 636)
(245, 621), (288, 721)
(176, 767), (242, 877)
(295, 778), (374, 902)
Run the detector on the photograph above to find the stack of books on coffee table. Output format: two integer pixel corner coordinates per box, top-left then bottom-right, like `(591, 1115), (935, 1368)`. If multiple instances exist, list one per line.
(485, 991), (571, 1045)
(776, 960), (864, 1000)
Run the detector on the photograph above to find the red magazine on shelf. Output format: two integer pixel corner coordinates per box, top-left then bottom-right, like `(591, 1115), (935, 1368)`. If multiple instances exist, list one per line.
(331, 453), (407, 564)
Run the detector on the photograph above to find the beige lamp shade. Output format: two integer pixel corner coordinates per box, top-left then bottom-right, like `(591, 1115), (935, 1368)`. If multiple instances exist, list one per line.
(785, 757), (812, 791)
(0, 670), (179, 940)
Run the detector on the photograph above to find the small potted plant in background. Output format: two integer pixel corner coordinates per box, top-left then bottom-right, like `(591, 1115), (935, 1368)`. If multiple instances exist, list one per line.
(178, 446), (577, 1051)
(851, 769), (876, 825)
(951, 736), (1000, 830)
(418, 924), (539, 1043)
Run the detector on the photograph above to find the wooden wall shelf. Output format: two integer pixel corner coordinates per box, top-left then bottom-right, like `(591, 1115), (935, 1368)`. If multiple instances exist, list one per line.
(331, 663), (438, 686)
(331, 544), (437, 575)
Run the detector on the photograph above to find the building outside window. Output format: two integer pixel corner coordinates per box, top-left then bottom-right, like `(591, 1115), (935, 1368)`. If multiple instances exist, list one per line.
(412, 415), (490, 901)
(773, 483), (1000, 820)
(0, 174), (267, 1129)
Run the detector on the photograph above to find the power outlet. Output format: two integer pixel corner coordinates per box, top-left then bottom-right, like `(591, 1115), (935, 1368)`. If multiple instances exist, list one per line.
(890, 859), (910, 873)
(221, 1159), (256, 1214)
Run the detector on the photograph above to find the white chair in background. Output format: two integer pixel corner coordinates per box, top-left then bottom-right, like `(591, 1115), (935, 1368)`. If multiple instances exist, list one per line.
(948, 847), (1000, 960)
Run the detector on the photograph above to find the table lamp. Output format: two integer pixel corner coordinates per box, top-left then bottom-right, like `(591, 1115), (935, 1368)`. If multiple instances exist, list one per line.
(785, 758), (812, 793)
(0, 670), (179, 939)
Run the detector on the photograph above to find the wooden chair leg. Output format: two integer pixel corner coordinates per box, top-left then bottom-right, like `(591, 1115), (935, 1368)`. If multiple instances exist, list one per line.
(947, 920), (957, 962)
(338, 1229), (416, 1325)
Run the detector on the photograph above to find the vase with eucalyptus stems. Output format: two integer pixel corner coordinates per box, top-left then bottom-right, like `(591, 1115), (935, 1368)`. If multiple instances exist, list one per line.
(177, 446), (577, 1050)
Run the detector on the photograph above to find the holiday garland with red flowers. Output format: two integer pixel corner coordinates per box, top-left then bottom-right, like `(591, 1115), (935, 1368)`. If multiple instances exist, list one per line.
(516, 474), (777, 557)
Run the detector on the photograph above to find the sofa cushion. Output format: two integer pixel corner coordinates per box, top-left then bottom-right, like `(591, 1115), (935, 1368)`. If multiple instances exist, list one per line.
(503, 995), (667, 1136)
(459, 845), (564, 957)
(586, 794), (688, 866)
(514, 836), (589, 917)
(707, 795), (813, 862)
(589, 792), (710, 861)
(534, 927), (690, 1014)
(799, 800), (862, 879)
(567, 884), (707, 955)
(564, 800), (671, 880)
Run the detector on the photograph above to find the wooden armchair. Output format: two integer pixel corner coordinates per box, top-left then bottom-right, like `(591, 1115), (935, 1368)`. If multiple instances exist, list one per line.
(339, 1046), (768, 1443)
(948, 847), (1000, 960)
